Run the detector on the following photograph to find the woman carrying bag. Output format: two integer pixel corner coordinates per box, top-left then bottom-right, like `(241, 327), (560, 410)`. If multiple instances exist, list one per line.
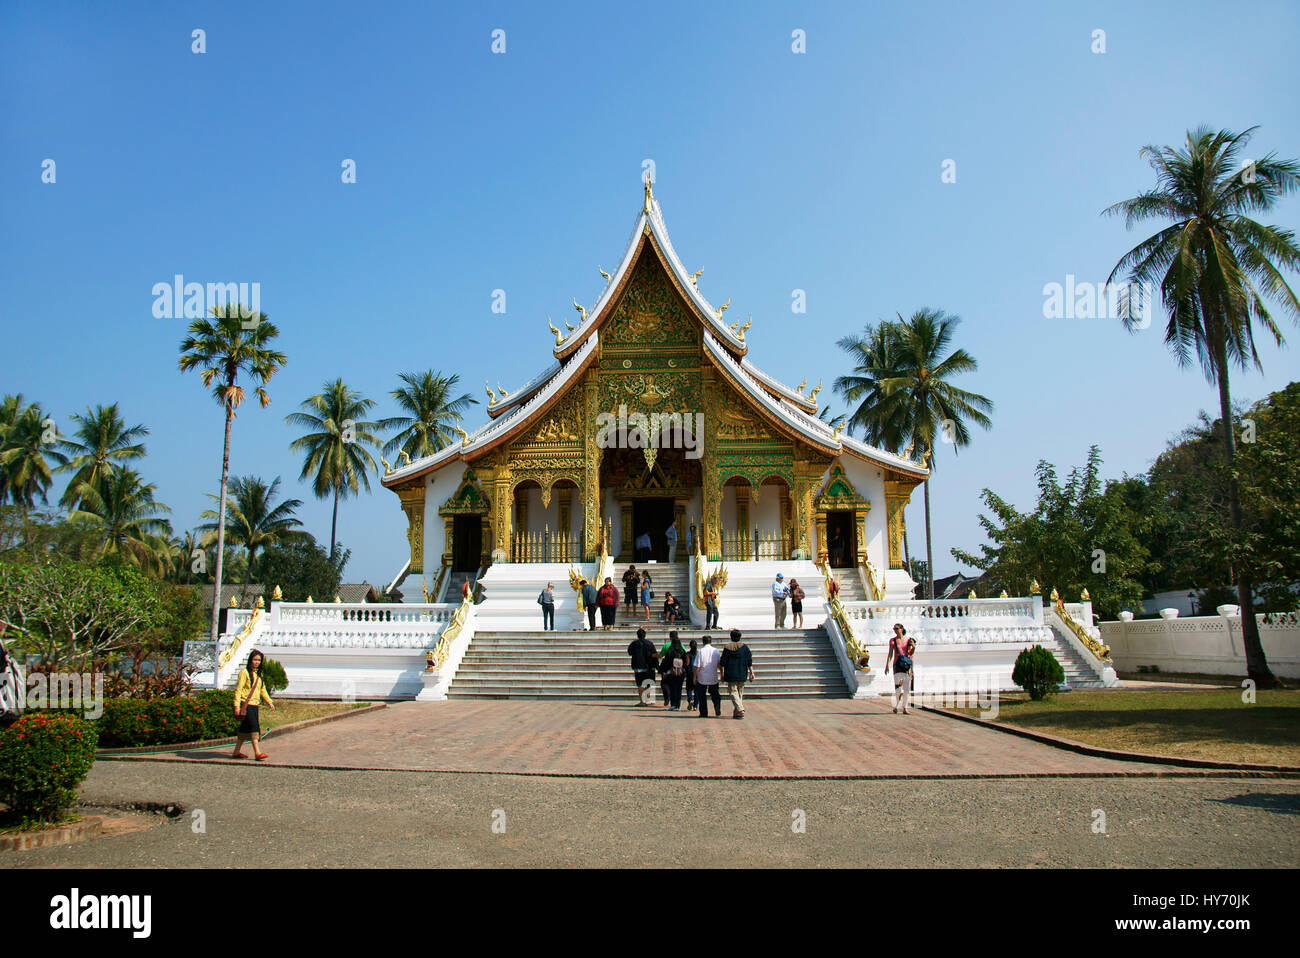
(232, 648), (276, 760)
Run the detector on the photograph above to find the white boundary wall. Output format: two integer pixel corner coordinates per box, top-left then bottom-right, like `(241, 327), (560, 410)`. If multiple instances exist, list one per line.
(1102, 611), (1300, 678)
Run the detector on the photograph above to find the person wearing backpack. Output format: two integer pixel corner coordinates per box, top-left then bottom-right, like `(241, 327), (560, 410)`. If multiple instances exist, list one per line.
(684, 639), (698, 709)
(788, 578), (806, 629)
(659, 631), (688, 711)
(627, 627), (658, 706)
(884, 622), (916, 714)
(538, 582), (556, 631)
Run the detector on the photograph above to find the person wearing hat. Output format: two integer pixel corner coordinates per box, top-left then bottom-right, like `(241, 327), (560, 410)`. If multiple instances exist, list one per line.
(771, 572), (789, 628)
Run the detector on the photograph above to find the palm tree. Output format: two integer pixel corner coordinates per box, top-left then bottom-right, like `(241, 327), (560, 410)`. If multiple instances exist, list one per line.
(837, 311), (993, 598)
(199, 475), (304, 601)
(286, 379), (382, 559)
(178, 305), (287, 641)
(70, 468), (174, 574)
(834, 321), (911, 450)
(1105, 125), (1300, 687)
(0, 397), (67, 523)
(834, 321), (916, 572)
(54, 403), (148, 509)
(378, 370), (476, 461)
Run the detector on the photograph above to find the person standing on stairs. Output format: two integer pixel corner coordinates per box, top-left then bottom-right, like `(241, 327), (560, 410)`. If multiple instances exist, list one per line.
(598, 576), (619, 630)
(623, 565), (641, 614)
(704, 576), (719, 630)
(660, 631), (687, 711)
(788, 578), (806, 629)
(771, 572), (789, 629)
(665, 520), (678, 564)
(582, 578), (599, 631)
(538, 583), (555, 631)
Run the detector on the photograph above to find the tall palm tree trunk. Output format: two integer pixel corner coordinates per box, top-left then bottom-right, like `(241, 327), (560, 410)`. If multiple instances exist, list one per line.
(209, 402), (234, 643)
(330, 485), (340, 560)
(1213, 339), (1276, 688)
(923, 477), (935, 600)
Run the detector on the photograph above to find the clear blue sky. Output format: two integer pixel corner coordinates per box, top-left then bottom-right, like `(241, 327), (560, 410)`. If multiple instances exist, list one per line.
(3, 0), (1298, 588)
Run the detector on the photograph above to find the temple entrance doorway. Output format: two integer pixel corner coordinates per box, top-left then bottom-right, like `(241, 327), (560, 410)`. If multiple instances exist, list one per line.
(826, 511), (856, 568)
(632, 498), (675, 561)
(452, 516), (482, 572)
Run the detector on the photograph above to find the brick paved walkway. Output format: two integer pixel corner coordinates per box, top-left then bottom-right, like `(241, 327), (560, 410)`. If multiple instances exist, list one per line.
(117, 698), (1188, 778)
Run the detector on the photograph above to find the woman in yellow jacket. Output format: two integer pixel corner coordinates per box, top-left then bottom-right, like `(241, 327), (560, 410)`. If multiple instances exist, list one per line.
(232, 648), (275, 760)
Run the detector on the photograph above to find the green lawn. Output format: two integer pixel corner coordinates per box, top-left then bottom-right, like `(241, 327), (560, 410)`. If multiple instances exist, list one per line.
(954, 687), (1300, 767)
(262, 699), (371, 732)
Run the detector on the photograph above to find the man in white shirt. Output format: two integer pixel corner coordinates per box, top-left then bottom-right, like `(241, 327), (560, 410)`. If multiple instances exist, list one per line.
(693, 635), (722, 718)
(635, 531), (652, 562)
(664, 521), (678, 563)
(771, 573), (789, 628)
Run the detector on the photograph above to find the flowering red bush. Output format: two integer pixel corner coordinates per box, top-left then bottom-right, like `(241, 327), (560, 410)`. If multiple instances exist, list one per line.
(96, 692), (238, 747)
(0, 712), (98, 826)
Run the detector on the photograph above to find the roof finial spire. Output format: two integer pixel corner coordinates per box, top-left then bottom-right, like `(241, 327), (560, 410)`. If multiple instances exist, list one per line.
(643, 173), (654, 214)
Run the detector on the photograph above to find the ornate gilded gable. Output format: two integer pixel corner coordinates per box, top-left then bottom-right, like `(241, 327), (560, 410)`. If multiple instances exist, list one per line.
(602, 254), (699, 351)
(438, 468), (491, 516)
(816, 464), (869, 512)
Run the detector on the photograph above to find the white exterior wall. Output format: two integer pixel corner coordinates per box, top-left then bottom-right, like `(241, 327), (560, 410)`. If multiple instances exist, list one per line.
(421, 468), (464, 597)
(833, 455), (890, 571)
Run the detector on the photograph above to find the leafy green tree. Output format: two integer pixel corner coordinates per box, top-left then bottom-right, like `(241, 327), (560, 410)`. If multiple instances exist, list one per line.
(53, 403), (148, 509)
(198, 475), (303, 603)
(0, 555), (164, 668)
(69, 468), (173, 575)
(952, 447), (1152, 618)
(1105, 125), (1300, 686)
(286, 379), (382, 559)
(178, 305), (287, 642)
(255, 534), (348, 603)
(378, 370), (476, 461)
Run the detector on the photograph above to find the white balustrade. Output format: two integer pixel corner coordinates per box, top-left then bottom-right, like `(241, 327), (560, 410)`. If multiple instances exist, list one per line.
(244, 602), (461, 651)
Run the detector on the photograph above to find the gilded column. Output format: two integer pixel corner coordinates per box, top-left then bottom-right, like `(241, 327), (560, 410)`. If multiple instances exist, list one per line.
(884, 476), (913, 570)
(490, 464), (512, 562)
(815, 512), (829, 565)
(583, 373), (603, 560)
(396, 481), (426, 575)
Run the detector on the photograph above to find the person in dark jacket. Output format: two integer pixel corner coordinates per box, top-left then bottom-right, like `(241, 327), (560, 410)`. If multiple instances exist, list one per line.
(719, 628), (754, 719)
(627, 627), (658, 706)
(622, 566), (641, 611)
(581, 579), (599, 631)
(538, 583), (555, 631)
(662, 591), (681, 624)
(658, 631), (688, 711)
(684, 639), (698, 709)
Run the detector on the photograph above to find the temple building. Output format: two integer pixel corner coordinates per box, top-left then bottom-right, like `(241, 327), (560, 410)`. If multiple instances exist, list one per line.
(380, 179), (928, 603)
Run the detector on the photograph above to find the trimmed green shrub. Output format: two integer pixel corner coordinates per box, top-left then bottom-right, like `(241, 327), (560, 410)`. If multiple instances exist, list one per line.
(260, 659), (288, 694)
(1012, 644), (1066, 700)
(96, 692), (239, 748)
(0, 712), (98, 826)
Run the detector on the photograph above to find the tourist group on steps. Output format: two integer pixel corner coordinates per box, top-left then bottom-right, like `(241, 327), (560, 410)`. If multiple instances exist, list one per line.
(537, 568), (919, 717)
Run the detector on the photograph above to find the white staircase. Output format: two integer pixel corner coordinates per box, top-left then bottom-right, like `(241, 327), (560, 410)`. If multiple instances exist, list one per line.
(449, 626), (849, 699)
